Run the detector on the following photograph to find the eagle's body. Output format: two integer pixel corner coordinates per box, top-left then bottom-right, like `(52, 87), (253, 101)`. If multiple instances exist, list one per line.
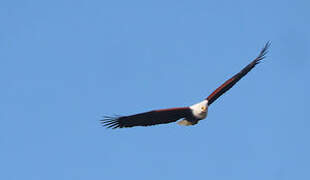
(101, 42), (270, 129)
(178, 100), (208, 126)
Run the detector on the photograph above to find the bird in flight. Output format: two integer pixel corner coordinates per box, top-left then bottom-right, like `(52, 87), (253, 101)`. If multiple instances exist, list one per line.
(101, 42), (270, 129)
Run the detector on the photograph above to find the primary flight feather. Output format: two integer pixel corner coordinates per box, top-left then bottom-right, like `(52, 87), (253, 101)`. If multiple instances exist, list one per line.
(101, 42), (270, 129)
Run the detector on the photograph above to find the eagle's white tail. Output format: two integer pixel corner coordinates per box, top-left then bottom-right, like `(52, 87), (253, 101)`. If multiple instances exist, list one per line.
(177, 119), (197, 126)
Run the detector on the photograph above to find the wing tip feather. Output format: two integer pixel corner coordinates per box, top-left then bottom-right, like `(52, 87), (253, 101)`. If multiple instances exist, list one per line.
(100, 115), (122, 129)
(256, 41), (271, 62)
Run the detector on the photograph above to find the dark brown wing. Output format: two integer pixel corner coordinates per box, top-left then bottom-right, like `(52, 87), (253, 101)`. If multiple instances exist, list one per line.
(101, 107), (192, 129)
(206, 41), (270, 106)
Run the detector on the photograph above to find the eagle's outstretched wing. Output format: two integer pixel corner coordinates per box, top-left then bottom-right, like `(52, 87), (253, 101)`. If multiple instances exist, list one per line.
(206, 41), (270, 106)
(101, 107), (191, 129)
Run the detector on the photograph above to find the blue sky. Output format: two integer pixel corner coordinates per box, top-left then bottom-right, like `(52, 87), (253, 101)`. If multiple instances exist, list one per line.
(1, 0), (309, 179)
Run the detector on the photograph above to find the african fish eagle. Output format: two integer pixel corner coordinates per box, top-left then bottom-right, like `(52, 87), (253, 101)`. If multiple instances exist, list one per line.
(101, 42), (270, 129)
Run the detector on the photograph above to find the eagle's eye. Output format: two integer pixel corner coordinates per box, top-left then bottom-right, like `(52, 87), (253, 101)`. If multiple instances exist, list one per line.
(201, 106), (206, 111)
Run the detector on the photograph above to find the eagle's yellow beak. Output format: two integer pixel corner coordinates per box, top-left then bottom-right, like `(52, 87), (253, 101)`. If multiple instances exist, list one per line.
(201, 106), (207, 112)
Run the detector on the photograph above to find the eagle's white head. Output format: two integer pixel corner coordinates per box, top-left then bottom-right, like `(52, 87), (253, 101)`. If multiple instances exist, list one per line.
(190, 100), (208, 120)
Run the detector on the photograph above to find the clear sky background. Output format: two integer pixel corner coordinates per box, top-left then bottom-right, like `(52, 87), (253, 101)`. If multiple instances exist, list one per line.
(1, 0), (309, 179)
